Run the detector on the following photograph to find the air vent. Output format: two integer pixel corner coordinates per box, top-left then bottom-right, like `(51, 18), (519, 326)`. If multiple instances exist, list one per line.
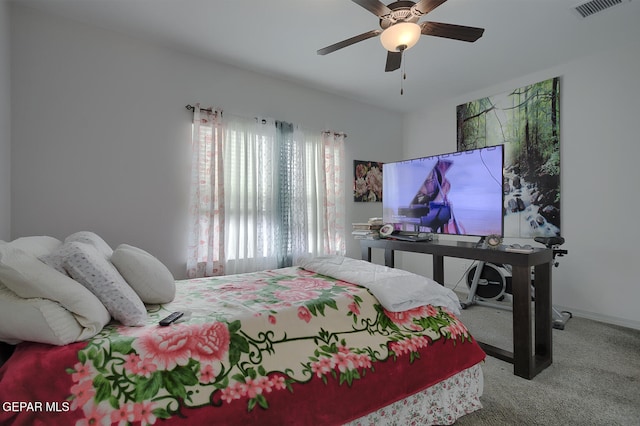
(573, 0), (629, 18)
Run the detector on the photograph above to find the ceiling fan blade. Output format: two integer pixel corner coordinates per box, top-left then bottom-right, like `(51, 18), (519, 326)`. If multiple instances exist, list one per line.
(413, 0), (448, 15)
(351, 0), (393, 18)
(420, 21), (485, 42)
(385, 51), (402, 72)
(317, 29), (382, 55)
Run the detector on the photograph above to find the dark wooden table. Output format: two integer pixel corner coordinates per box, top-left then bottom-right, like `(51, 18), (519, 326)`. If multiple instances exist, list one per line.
(360, 238), (554, 379)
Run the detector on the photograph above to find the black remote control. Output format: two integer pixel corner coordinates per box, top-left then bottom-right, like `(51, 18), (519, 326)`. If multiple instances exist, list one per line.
(159, 311), (184, 326)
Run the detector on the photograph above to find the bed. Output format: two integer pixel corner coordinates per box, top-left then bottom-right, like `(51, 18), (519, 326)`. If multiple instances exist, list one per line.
(0, 236), (485, 425)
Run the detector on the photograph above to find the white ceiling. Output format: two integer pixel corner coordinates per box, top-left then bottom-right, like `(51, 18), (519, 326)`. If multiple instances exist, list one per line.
(15, 0), (640, 113)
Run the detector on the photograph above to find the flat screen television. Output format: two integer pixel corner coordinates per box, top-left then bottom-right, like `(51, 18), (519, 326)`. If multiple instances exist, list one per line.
(382, 146), (504, 237)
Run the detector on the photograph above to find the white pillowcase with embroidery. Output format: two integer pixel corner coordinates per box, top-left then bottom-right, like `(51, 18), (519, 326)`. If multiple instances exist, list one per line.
(63, 242), (147, 326)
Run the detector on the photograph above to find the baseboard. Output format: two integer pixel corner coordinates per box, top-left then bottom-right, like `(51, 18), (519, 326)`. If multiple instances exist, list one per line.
(450, 285), (640, 331)
(554, 305), (640, 331)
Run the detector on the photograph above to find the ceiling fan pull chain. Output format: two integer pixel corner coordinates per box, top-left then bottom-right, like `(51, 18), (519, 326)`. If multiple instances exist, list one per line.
(400, 52), (407, 95)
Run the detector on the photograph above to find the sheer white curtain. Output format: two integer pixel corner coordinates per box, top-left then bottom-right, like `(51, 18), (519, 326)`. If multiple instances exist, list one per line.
(322, 131), (346, 256)
(187, 108), (345, 278)
(279, 126), (346, 265)
(187, 105), (225, 278)
(224, 116), (280, 274)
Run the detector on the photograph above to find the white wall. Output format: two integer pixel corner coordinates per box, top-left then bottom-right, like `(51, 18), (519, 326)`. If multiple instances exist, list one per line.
(0, 0), (10, 240)
(10, 5), (640, 330)
(9, 5), (401, 277)
(402, 41), (640, 329)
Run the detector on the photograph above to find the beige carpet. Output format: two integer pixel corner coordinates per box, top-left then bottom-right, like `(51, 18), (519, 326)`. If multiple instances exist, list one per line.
(454, 300), (640, 425)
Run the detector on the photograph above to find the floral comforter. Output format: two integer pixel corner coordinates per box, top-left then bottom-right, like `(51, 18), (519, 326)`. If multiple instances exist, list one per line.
(0, 266), (485, 426)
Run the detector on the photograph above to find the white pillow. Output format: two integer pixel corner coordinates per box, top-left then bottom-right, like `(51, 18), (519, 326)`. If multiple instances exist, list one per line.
(65, 231), (113, 258)
(9, 236), (62, 257)
(63, 242), (147, 326)
(111, 244), (176, 304)
(0, 243), (110, 339)
(0, 282), (89, 345)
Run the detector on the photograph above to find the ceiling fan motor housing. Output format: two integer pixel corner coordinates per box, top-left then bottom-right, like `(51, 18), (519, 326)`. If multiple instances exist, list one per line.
(379, 1), (422, 28)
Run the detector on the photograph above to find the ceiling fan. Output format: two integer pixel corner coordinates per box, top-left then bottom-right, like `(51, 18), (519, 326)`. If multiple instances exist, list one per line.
(317, 0), (485, 72)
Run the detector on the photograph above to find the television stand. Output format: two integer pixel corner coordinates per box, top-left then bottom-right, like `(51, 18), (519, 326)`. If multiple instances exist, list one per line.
(360, 238), (554, 380)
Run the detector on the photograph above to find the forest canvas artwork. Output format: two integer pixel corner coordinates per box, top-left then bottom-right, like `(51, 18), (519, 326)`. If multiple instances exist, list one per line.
(456, 77), (561, 238)
(354, 161), (383, 202)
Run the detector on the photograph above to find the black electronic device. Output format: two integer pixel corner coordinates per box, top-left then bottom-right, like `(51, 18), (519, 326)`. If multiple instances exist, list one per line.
(159, 311), (184, 326)
(386, 231), (433, 242)
(383, 146), (504, 238)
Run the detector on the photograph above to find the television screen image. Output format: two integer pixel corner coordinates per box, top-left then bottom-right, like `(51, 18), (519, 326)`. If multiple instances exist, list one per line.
(383, 146), (504, 237)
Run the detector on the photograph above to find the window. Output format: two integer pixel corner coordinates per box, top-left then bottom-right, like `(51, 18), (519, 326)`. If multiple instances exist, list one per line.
(187, 106), (345, 278)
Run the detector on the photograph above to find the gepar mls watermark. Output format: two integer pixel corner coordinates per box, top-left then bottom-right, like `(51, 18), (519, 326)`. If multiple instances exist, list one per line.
(2, 401), (71, 412)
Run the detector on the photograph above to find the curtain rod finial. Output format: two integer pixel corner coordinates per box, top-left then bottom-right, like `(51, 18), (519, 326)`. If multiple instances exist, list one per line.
(186, 104), (215, 114)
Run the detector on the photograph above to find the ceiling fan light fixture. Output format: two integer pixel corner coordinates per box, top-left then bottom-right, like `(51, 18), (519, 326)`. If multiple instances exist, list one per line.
(380, 22), (421, 52)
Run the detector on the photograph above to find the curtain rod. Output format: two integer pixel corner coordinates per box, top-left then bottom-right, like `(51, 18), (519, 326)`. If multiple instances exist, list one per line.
(322, 131), (347, 138)
(185, 104), (213, 113)
(186, 104), (345, 137)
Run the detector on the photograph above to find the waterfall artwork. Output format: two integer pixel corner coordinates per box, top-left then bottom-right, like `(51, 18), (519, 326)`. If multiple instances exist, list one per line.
(456, 77), (561, 238)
